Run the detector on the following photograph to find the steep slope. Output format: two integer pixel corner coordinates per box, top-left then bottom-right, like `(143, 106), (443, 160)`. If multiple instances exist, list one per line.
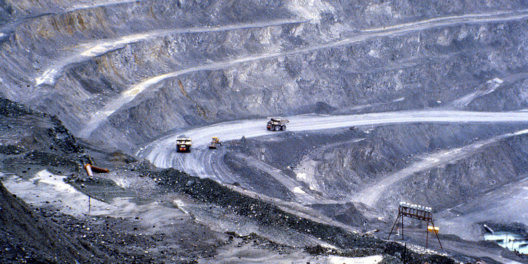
(0, 98), (114, 263)
(0, 97), (88, 176)
(0, 181), (110, 264)
(2, 1), (528, 151)
(0, 97), (464, 263)
(3, 0), (528, 262)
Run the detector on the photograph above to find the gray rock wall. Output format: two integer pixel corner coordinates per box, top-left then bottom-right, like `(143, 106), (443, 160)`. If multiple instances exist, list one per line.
(2, 0), (528, 149)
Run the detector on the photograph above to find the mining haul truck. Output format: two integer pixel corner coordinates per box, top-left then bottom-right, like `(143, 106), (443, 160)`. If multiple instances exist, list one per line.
(176, 137), (192, 152)
(208, 137), (221, 149)
(266, 117), (289, 131)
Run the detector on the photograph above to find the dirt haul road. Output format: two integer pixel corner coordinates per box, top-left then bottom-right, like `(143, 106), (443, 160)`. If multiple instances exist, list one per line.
(136, 110), (528, 263)
(77, 9), (528, 137)
(354, 128), (528, 207)
(138, 110), (528, 188)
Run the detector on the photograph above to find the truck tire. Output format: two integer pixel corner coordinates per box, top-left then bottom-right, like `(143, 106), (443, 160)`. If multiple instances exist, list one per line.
(281, 125), (286, 131)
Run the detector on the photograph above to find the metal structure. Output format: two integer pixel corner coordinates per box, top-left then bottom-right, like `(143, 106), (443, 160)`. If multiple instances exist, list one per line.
(84, 163), (110, 177)
(388, 202), (443, 249)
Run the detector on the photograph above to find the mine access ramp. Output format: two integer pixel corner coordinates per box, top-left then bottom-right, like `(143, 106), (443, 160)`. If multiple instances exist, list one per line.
(176, 137), (192, 152)
(266, 117), (289, 131)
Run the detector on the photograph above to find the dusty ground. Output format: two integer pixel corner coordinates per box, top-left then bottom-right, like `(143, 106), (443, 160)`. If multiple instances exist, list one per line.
(0, 97), (465, 263)
(218, 125), (528, 264)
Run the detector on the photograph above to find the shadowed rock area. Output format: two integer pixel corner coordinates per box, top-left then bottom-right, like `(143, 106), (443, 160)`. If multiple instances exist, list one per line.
(0, 181), (102, 263)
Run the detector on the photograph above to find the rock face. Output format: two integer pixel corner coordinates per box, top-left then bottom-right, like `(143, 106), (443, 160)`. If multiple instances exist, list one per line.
(1, 0), (528, 150)
(0, 181), (104, 264)
(3, 0), (528, 262)
(0, 98), (87, 177)
(0, 98), (103, 263)
(288, 123), (528, 218)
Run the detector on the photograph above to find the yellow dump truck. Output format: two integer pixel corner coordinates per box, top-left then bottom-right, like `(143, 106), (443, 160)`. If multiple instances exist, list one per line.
(208, 137), (221, 149)
(266, 117), (289, 131)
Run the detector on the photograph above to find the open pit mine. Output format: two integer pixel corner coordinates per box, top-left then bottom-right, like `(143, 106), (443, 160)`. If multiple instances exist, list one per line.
(2, 0), (528, 263)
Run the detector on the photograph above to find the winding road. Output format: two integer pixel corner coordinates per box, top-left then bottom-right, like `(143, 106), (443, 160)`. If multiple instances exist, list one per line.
(36, 19), (307, 87)
(354, 128), (528, 207)
(137, 110), (528, 204)
(136, 109), (528, 264)
(4, 2), (528, 262)
(75, 9), (528, 137)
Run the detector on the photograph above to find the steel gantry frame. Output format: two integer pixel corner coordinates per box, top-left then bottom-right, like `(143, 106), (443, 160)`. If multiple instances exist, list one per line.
(387, 202), (443, 249)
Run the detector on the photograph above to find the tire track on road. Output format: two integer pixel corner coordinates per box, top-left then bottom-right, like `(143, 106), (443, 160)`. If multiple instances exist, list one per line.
(137, 111), (528, 206)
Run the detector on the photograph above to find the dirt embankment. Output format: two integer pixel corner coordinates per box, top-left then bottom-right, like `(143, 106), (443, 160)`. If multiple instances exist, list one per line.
(0, 181), (109, 263)
(0, 96), (114, 262)
(0, 97), (138, 263)
(0, 98), (88, 176)
(151, 168), (456, 263)
(0, 97), (461, 263)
